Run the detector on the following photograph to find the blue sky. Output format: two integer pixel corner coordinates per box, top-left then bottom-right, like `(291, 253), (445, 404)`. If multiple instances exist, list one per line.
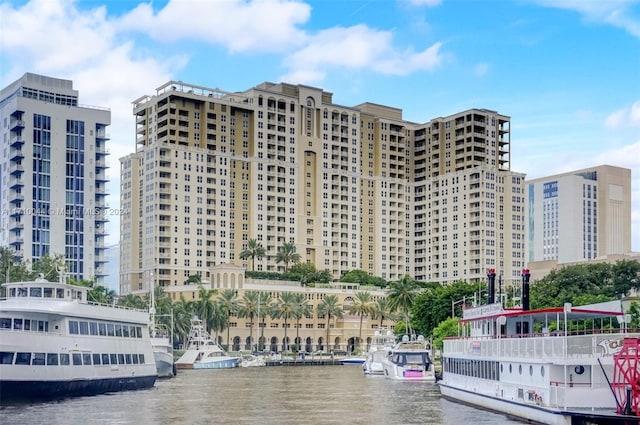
(1, 0), (639, 252)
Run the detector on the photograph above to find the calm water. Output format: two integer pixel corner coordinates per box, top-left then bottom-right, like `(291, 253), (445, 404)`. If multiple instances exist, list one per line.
(1, 366), (523, 425)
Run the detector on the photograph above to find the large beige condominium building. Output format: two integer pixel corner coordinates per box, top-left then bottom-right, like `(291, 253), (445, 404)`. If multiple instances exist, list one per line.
(525, 164), (632, 264)
(0, 73), (111, 284)
(120, 80), (524, 295)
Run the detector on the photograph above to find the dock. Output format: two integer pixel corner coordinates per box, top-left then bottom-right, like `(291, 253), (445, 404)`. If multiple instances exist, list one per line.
(265, 358), (344, 366)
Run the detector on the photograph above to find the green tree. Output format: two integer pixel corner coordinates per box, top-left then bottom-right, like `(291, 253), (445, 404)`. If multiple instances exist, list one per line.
(411, 280), (477, 337)
(218, 289), (239, 351)
(275, 242), (301, 272)
(239, 239), (266, 271)
(30, 253), (66, 282)
(118, 293), (147, 310)
(317, 294), (343, 352)
(371, 297), (393, 328)
(209, 300), (228, 343)
(256, 292), (273, 351)
(348, 291), (374, 350)
(292, 293), (312, 347)
(238, 291), (262, 351)
(431, 317), (460, 352)
(387, 274), (419, 336)
(172, 295), (194, 348)
(194, 286), (218, 333)
(275, 291), (298, 351)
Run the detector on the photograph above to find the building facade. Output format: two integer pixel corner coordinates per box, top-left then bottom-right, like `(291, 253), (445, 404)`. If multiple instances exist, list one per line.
(525, 165), (632, 264)
(0, 73), (111, 284)
(120, 80), (525, 295)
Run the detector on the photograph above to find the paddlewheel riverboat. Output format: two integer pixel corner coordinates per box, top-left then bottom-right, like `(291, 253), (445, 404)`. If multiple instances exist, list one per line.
(439, 269), (640, 425)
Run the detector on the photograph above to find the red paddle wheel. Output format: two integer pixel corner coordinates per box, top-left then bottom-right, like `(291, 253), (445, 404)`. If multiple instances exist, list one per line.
(612, 338), (640, 416)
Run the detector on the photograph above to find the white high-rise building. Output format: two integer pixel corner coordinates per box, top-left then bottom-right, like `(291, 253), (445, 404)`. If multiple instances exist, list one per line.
(0, 73), (111, 284)
(525, 165), (632, 264)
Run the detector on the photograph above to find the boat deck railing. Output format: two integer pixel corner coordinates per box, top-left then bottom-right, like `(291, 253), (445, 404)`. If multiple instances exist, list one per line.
(443, 330), (639, 360)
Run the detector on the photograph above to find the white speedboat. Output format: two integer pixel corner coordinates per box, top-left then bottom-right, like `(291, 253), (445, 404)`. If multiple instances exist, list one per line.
(239, 353), (266, 367)
(0, 275), (157, 400)
(175, 318), (239, 369)
(439, 270), (640, 425)
(340, 356), (367, 365)
(381, 335), (436, 381)
(151, 324), (175, 377)
(363, 329), (396, 375)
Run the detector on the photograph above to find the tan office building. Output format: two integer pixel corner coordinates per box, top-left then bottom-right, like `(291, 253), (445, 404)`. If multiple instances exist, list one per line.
(119, 81), (525, 295)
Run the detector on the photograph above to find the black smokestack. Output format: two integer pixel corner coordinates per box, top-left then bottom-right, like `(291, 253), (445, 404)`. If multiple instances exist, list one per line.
(522, 269), (531, 311)
(487, 269), (496, 304)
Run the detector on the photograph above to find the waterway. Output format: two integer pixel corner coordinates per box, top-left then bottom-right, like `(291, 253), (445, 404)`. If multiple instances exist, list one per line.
(1, 366), (523, 425)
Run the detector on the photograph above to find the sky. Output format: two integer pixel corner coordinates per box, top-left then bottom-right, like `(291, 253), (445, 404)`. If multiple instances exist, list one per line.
(1, 0), (639, 253)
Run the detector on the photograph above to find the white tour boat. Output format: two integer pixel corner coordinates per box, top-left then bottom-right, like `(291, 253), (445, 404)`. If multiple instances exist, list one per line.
(175, 317), (239, 369)
(439, 269), (640, 425)
(381, 334), (436, 381)
(363, 329), (396, 376)
(0, 275), (157, 400)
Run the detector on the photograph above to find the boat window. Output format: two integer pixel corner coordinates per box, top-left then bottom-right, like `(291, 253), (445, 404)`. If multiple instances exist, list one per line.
(30, 287), (42, 297)
(79, 321), (89, 335)
(37, 320), (48, 332)
(115, 324), (122, 337)
(107, 323), (115, 336)
(17, 288), (27, 297)
(139, 354), (145, 364)
(72, 353), (82, 365)
(118, 354), (125, 364)
(60, 353), (70, 365)
(575, 365), (585, 375)
(519, 365), (522, 375)
(89, 322), (98, 335)
(9, 288), (16, 297)
(15, 352), (31, 365)
(69, 321), (79, 334)
(82, 353), (92, 365)
(529, 365), (533, 376)
(0, 352), (14, 364)
(541, 366), (545, 377)
(92, 354), (101, 365)
(132, 354), (139, 364)
(43, 287), (53, 298)
(136, 327), (142, 338)
(0, 318), (11, 329)
(122, 325), (130, 338)
(13, 318), (23, 330)
(98, 323), (106, 336)
(56, 288), (64, 298)
(110, 354), (117, 365)
(125, 354), (132, 364)
(101, 353), (109, 365)
(47, 353), (59, 365)
(23, 319), (31, 331)
(32, 352), (46, 365)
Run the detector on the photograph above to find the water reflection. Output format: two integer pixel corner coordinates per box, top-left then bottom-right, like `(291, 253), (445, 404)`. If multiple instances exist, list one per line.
(1, 366), (523, 425)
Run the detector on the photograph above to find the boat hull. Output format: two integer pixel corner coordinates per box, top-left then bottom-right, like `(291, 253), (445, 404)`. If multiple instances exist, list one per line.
(192, 358), (239, 369)
(154, 351), (175, 378)
(0, 375), (157, 401)
(340, 358), (366, 365)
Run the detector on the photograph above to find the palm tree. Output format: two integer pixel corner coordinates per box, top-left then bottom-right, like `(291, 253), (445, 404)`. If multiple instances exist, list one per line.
(239, 239), (266, 271)
(371, 297), (393, 328)
(194, 286), (218, 333)
(275, 242), (301, 272)
(237, 291), (262, 351)
(256, 292), (273, 351)
(172, 294), (194, 348)
(275, 292), (298, 352)
(292, 293), (312, 348)
(317, 295), (343, 353)
(348, 291), (374, 351)
(118, 293), (147, 309)
(209, 300), (228, 343)
(218, 289), (239, 351)
(387, 274), (419, 336)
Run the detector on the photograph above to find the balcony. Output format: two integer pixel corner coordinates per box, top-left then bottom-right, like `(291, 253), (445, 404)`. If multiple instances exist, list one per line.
(9, 148), (24, 162)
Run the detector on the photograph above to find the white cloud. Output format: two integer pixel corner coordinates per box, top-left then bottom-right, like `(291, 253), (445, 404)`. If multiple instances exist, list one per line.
(281, 25), (444, 83)
(474, 63), (489, 77)
(605, 101), (640, 129)
(531, 0), (640, 38)
(118, 0), (311, 53)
